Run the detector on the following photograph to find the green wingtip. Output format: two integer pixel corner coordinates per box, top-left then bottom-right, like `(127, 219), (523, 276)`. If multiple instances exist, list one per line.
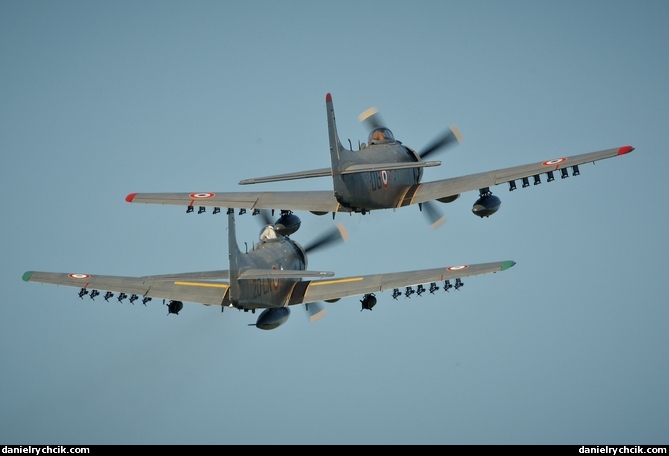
(22, 271), (33, 281)
(501, 261), (516, 271)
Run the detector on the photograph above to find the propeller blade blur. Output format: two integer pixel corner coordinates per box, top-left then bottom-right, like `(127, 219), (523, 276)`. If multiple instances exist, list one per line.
(306, 302), (327, 322)
(359, 107), (384, 130)
(419, 126), (462, 159)
(421, 201), (447, 230)
(253, 209), (274, 226)
(303, 223), (349, 254)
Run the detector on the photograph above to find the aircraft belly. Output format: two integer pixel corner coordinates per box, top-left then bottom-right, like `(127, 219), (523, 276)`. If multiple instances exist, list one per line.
(339, 171), (412, 210)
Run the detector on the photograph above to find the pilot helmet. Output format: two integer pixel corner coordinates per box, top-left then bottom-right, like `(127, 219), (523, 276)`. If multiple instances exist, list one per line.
(368, 127), (394, 144)
(259, 225), (278, 241)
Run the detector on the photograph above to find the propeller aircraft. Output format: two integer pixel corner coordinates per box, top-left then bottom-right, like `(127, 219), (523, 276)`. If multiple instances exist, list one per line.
(126, 93), (635, 230)
(22, 209), (515, 330)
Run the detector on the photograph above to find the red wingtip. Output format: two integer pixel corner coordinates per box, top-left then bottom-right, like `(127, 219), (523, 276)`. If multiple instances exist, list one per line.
(618, 145), (634, 155)
(326, 93), (332, 103)
(125, 193), (137, 203)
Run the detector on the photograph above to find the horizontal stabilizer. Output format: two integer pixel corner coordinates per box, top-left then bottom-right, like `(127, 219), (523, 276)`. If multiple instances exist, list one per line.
(237, 269), (335, 279)
(140, 270), (230, 280)
(341, 161), (440, 174)
(239, 167), (332, 185)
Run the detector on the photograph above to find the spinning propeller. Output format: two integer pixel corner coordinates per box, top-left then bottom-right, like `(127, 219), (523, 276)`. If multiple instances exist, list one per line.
(302, 223), (349, 254)
(418, 125), (463, 159)
(360, 107), (462, 229)
(301, 222), (349, 322)
(420, 201), (447, 230)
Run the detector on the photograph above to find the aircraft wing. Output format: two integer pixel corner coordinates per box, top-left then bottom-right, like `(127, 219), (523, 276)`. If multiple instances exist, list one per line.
(22, 271), (229, 306)
(126, 190), (344, 213)
(287, 260), (515, 305)
(410, 146), (634, 204)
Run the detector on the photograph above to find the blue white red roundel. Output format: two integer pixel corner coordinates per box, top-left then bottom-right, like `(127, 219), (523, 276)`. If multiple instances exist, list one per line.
(542, 158), (567, 166)
(189, 192), (215, 199)
(381, 170), (389, 188)
(68, 273), (90, 279)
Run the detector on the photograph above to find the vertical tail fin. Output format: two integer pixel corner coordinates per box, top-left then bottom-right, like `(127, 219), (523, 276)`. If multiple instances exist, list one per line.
(325, 93), (349, 196)
(227, 209), (242, 305)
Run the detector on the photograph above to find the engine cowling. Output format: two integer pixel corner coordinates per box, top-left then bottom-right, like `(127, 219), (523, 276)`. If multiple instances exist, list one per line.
(472, 194), (501, 218)
(255, 307), (290, 330)
(274, 212), (301, 236)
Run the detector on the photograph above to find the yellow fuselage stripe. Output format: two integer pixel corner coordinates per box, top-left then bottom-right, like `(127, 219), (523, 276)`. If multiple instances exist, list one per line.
(310, 277), (363, 286)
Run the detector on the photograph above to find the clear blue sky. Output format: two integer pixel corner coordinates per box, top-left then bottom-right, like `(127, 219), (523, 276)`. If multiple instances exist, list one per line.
(2, 0), (668, 445)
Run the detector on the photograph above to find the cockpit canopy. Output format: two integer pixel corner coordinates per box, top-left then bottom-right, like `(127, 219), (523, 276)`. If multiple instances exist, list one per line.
(368, 127), (395, 145)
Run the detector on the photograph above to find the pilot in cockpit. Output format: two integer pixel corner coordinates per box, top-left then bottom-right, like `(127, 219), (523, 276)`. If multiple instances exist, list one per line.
(259, 225), (278, 242)
(368, 127), (394, 144)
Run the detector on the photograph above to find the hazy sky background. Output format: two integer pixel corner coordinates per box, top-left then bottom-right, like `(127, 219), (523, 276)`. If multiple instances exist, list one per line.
(2, 0), (668, 445)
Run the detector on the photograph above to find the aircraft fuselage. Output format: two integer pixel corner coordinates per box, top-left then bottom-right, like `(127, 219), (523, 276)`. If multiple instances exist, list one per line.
(333, 143), (423, 212)
(233, 236), (306, 310)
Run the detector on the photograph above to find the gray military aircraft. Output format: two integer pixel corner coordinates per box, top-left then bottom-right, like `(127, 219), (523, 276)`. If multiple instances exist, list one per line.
(126, 93), (635, 230)
(22, 210), (516, 330)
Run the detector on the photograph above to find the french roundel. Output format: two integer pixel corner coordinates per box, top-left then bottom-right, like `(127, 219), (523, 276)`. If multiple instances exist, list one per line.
(189, 192), (215, 199)
(542, 158), (567, 166)
(447, 265), (468, 272)
(380, 170), (389, 189)
(68, 273), (90, 279)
